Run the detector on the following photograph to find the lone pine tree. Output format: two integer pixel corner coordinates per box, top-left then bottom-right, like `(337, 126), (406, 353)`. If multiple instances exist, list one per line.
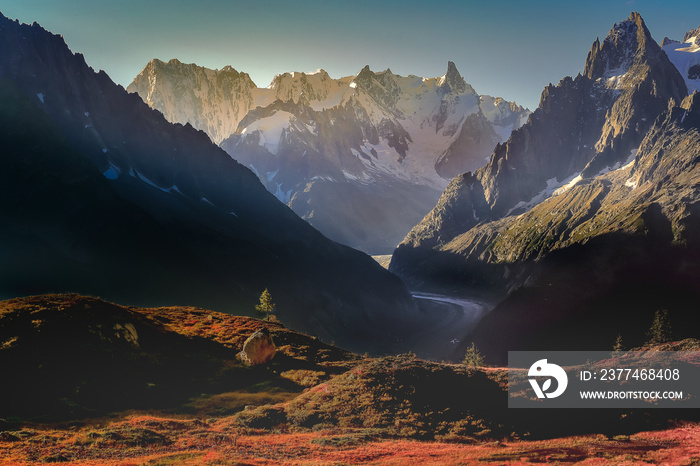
(255, 288), (276, 321)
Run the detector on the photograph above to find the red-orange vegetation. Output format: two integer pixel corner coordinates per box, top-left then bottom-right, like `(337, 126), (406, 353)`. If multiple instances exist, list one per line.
(1, 416), (700, 465)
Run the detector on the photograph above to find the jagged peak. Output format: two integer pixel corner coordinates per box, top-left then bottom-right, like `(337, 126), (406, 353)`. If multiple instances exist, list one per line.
(683, 26), (700, 44)
(220, 64), (239, 73)
(267, 69), (330, 90)
(374, 68), (401, 87)
(0, 11), (71, 52)
(583, 12), (657, 80)
(273, 68), (330, 80)
(350, 62), (482, 99)
(140, 59), (252, 84)
(604, 12), (647, 50)
(625, 11), (644, 24)
(146, 58), (188, 70)
(438, 60), (468, 94)
(661, 37), (680, 48)
(309, 68), (331, 79)
(354, 65), (376, 86)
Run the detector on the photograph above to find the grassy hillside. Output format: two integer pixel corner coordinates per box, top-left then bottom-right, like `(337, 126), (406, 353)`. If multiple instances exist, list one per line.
(1, 294), (699, 464)
(0, 294), (355, 420)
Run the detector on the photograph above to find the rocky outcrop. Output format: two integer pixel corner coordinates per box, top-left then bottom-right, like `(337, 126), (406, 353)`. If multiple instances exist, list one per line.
(684, 26), (700, 44)
(239, 328), (277, 365)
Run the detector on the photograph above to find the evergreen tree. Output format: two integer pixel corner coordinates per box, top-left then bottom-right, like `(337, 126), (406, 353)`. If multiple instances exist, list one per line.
(255, 288), (276, 321)
(646, 309), (672, 345)
(612, 334), (625, 354)
(462, 342), (485, 367)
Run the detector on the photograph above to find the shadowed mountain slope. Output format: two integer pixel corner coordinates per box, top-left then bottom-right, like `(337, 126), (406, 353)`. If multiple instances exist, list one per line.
(0, 13), (417, 353)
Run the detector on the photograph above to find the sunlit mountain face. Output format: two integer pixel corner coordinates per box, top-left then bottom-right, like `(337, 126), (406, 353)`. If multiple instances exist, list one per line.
(128, 60), (530, 254)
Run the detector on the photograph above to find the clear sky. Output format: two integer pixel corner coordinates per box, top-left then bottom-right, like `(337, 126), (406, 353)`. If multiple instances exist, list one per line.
(1, 0), (698, 110)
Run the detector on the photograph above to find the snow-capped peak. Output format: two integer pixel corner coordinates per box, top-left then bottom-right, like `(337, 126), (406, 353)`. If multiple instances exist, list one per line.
(438, 61), (470, 94)
(683, 26), (700, 45)
(662, 24), (700, 94)
(130, 59), (530, 190)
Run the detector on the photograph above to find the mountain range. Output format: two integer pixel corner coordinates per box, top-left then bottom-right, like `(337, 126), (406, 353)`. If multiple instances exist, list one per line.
(390, 13), (700, 362)
(3, 8), (700, 464)
(0, 12), (419, 353)
(128, 61), (530, 253)
(3, 8), (699, 364)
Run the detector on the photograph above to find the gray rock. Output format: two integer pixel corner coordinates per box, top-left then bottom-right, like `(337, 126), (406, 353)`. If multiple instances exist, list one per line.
(239, 329), (277, 366)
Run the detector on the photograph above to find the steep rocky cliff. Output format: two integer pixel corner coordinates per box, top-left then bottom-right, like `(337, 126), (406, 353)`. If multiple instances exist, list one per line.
(392, 12), (688, 284)
(467, 93), (700, 362)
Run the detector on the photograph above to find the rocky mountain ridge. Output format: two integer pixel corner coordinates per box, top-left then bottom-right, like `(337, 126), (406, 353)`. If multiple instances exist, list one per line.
(393, 12), (688, 272)
(129, 60), (530, 253)
(127, 60), (355, 145)
(390, 13), (700, 361)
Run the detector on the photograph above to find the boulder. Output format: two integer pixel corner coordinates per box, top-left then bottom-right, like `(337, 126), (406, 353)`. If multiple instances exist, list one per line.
(239, 328), (276, 365)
